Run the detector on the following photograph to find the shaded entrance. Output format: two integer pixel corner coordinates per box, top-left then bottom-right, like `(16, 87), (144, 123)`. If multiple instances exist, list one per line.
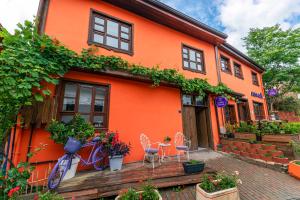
(237, 100), (251, 122)
(181, 95), (212, 150)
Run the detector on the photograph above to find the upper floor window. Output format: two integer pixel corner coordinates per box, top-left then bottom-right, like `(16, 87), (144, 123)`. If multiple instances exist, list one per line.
(59, 81), (110, 129)
(252, 72), (259, 86)
(182, 45), (205, 73)
(233, 62), (243, 79)
(89, 10), (133, 55)
(220, 56), (231, 73)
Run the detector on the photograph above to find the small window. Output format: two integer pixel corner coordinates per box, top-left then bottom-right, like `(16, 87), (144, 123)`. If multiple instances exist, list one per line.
(220, 56), (231, 73)
(233, 62), (243, 79)
(252, 72), (259, 86)
(60, 82), (109, 129)
(182, 95), (193, 105)
(182, 45), (205, 73)
(253, 102), (264, 120)
(224, 105), (236, 124)
(89, 11), (132, 54)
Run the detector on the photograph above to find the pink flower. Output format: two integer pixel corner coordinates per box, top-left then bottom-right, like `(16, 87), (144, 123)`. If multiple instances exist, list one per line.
(8, 186), (20, 197)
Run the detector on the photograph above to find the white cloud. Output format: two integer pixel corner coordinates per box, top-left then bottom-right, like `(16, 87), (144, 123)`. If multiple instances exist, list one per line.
(0, 0), (40, 33)
(219, 0), (300, 52)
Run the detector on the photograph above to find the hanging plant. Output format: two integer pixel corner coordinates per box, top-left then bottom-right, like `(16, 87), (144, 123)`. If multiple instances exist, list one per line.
(0, 20), (233, 146)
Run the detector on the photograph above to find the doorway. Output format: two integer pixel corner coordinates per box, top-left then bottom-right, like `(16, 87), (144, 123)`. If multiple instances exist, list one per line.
(181, 95), (212, 150)
(237, 100), (251, 122)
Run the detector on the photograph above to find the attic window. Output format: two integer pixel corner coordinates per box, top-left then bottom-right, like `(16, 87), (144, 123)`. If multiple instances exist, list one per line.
(89, 10), (133, 55)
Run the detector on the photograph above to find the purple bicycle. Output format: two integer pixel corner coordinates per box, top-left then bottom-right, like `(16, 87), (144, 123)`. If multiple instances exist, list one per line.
(48, 137), (108, 189)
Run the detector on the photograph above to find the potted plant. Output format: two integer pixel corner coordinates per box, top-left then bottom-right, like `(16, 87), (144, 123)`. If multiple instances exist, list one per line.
(105, 132), (131, 171)
(288, 160), (300, 179)
(261, 153), (273, 162)
(47, 114), (95, 179)
(255, 130), (262, 141)
(273, 155), (289, 164)
(182, 159), (205, 174)
(196, 172), (241, 200)
(262, 144), (276, 151)
(163, 136), (171, 144)
(116, 183), (162, 200)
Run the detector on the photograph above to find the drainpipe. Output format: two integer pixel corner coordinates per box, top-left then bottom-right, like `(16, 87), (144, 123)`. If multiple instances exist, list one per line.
(214, 45), (222, 137)
(2, 133), (11, 173)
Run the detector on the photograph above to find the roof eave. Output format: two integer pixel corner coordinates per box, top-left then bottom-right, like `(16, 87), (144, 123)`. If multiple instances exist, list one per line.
(220, 43), (265, 72)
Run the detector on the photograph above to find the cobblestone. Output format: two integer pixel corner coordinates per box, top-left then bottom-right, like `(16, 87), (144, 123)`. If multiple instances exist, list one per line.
(160, 152), (300, 200)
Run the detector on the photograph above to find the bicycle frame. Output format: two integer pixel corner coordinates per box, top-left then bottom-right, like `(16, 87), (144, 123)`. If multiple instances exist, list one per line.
(74, 140), (103, 166)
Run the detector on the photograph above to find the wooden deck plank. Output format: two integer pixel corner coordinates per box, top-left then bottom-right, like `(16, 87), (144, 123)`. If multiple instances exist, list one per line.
(58, 161), (215, 199)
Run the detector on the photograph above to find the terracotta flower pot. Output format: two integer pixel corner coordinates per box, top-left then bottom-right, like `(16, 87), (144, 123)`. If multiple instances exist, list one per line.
(261, 156), (272, 162)
(248, 148), (257, 154)
(288, 160), (300, 179)
(196, 184), (240, 200)
(257, 149), (268, 155)
(240, 151), (249, 157)
(271, 150), (283, 157)
(232, 150), (240, 155)
(251, 143), (262, 149)
(250, 153), (260, 159)
(273, 157), (289, 164)
(262, 144), (276, 151)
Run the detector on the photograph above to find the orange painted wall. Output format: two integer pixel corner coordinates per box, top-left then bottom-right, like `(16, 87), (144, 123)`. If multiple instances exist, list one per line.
(218, 50), (268, 125)
(14, 71), (182, 165)
(44, 0), (219, 85)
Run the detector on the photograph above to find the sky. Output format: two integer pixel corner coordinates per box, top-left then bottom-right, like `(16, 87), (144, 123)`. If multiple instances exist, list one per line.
(0, 0), (299, 53)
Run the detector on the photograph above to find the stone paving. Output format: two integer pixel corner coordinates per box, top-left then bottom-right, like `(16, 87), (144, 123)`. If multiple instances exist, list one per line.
(160, 151), (300, 200)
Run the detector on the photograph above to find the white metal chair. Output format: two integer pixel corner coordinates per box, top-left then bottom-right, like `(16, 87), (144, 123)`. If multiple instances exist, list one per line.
(140, 133), (161, 169)
(174, 132), (191, 162)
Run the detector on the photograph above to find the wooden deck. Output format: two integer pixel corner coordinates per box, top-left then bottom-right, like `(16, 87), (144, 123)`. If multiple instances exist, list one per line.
(58, 161), (215, 199)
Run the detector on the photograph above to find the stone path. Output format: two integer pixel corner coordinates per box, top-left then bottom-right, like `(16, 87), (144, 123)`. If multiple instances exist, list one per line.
(160, 151), (300, 200)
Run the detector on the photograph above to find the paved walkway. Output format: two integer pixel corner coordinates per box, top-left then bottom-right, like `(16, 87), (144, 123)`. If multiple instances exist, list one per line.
(160, 151), (300, 200)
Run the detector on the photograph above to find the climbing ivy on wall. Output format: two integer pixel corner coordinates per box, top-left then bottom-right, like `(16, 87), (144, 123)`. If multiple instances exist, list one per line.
(0, 20), (232, 145)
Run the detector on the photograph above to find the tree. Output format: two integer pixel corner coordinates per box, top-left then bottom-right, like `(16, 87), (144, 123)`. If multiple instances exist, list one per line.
(243, 25), (300, 112)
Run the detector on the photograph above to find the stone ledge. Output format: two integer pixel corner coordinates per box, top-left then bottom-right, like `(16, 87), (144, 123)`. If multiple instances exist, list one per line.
(218, 151), (288, 173)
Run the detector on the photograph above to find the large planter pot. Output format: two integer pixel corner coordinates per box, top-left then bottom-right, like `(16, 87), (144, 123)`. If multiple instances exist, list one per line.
(288, 160), (300, 179)
(182, 161), (205, 174)
(109, 155), (124, 171)
(115, 189), (162, 200)
(196, 184), (240, 200)
(233, 132), (256, 140)
(262, 134), (300, 143)
(62, 157), (80, 181)
(64, 137), (82, 154)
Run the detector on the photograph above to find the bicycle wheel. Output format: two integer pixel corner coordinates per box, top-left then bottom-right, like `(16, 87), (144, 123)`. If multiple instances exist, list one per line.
(92, 146), (108, 171)
(48, 154), (72, 189)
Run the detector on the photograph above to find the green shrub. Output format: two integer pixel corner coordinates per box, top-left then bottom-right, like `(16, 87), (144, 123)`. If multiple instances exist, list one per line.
(200, 172), (240, 193)
(47, 114), (95, 144)
(119, 188), (139, 200)
(141, 184), (159, 200)
(236, 122), (257, 133)
(38, 191), (64, 200)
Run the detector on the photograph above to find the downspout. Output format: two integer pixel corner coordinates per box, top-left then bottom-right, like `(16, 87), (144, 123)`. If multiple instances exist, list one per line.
(214, 45), (222, 136)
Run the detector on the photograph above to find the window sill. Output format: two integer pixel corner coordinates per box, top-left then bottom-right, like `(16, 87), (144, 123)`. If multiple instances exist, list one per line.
(183, 67), (206, 75)
(87, 41), (133, 56)
(221, 70), (232, 75)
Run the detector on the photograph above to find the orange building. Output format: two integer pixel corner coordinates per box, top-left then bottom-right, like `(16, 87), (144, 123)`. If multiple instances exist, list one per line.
(8, 0), (268, 173)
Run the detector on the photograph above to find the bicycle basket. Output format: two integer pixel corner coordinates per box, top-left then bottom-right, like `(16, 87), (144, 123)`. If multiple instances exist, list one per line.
(64, 137), (82, 154)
